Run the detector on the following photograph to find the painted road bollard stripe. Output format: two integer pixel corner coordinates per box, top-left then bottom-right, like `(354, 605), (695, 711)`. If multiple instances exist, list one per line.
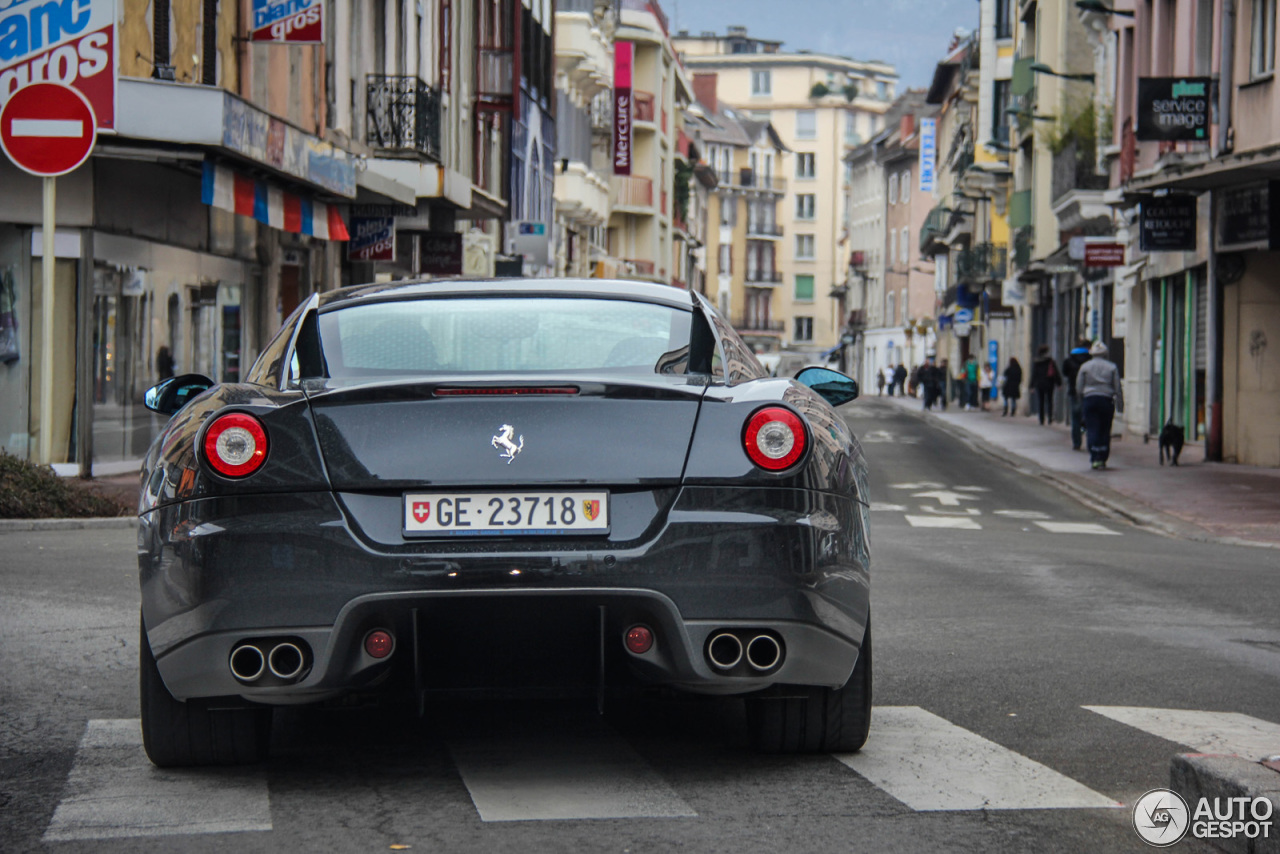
(833, 707), (1123, 811)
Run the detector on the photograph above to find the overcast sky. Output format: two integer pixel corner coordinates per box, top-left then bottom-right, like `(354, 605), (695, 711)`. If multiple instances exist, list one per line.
(668, 0), (978, 90)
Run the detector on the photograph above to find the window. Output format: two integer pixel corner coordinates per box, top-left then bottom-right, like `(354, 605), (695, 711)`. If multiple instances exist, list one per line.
(751, 69), (771, 95)
(1255, 0), (1277, 77)
(845, 111), (858, 143)
(718, 244), (731, 274)
(900, 288), (908, 322)
(886, 292), (895, 325)
(876, 80), (887, 99)
(795, 234), (815, 259)
(720, 197), (737, 226)
(899, 170), (910, 205)
(995, 0), (1013, 39)
(796, 152), (816, 178)
(888, 228), (897, 264)
(796, 194), (816, 219)
(794, 316), (814, 341)
(901, 227), (909, 263)
(796, 110), (817, 139)
(993, 80), (1012, 143)
(888, 173), (898, 204)
(794, 275), (814, 301)
(1195, 0), (1214, 75)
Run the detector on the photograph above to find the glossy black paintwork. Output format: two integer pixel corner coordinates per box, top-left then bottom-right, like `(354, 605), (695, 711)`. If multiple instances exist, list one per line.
(137, 278), (871, 700)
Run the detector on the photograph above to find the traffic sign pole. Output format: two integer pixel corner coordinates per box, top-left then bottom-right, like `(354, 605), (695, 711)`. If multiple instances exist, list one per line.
(39, 177), (55, 464)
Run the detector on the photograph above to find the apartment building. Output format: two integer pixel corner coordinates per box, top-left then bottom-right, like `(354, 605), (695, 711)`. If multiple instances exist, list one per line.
(674, 27), (897, 353)
(843, 139), (886, 385)
(0, 0), (518, 469)
(607, 0), (691, 283)
(554, 0), (616, 277)
(687, 74), (789, 353)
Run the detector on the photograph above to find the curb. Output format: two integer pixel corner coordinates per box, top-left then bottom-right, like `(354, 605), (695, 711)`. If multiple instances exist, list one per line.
(878, 399), (1280, 550)
(1170, 754), (1280, 854)
(0, 517), (138, 532)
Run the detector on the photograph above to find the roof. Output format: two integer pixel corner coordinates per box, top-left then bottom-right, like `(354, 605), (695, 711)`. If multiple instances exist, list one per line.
(318, 279), (699, 312)
(680, 52), (898, 78)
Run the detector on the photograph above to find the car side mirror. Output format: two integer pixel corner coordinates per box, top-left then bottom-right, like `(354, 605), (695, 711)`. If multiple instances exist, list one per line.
(144, 373), (215, 416)
(795, 366), (860, 407)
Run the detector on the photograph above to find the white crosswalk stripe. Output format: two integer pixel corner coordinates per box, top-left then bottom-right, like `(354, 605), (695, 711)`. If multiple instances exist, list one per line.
(449, 723), (696, 821)
(834, 707), (1122, 811)
(1034, 521), (1121, 535)
(1083, 706), (1280, 761)
(42, 719), (272, 842)
(905, 515), (982, 529)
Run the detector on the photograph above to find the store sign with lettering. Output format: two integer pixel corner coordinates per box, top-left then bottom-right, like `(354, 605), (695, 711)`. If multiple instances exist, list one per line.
(420, 232), (463, 276)
(1136, 77), (1211, 141)
(1084, 242), (1125, 267)
(347, 217), (395, 262)
(1217, 182), (1280, 250)
(251, 0), (324, 43)
(918, 117), (936, 194)
(0, 0), (117, 129)
(613, 42), (632, 175)
(1140, 195), (1198, 252)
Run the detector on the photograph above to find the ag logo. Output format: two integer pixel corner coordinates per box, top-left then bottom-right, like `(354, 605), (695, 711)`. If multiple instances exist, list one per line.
(1133, 788), (1190, 847)
(412, 501), (431, 523)
(583, 499), (600, 521)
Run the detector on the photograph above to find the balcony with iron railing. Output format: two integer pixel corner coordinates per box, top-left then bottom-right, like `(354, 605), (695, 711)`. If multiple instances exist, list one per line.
(611, 174), (654, 210)
(477, 47), (515, 104)
(746, 222), (784, 239)
(744, 269), (784, 286)
(919, 205), (950, 254)
(366, 75), (442, 161)
(734, 316), (785, 333)
(727, 168), (787, 194)
(1013, 227), (1033, 268)
(956, 242), (1008, 283)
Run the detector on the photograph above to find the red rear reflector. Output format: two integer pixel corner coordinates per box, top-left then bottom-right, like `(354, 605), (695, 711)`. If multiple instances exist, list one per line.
(743, 407), (806, 471)
(434, 386), (579, 396)
(624, 625), (654, 654)
(364, 630), (395, 659)
(203, 413), (268, 478)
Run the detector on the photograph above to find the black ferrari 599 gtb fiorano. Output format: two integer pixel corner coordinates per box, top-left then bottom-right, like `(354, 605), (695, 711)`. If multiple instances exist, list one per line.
(137, 278), (870, 766)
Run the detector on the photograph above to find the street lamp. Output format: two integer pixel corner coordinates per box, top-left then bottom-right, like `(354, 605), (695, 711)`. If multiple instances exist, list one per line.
(1075, 0), (1134, 16)
(1029, 62), (1096, 82)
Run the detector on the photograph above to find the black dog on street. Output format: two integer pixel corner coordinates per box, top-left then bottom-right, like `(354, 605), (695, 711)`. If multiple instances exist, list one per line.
(1159, 421), (1185, 466)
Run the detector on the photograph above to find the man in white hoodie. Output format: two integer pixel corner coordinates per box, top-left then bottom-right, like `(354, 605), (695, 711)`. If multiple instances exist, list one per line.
(1075, 341), (1124, 469)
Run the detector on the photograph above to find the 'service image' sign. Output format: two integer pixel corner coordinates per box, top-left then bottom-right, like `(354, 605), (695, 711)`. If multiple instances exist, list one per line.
(0, 0), (117, 129)
(1136, 77), (1212, 142)
(252, 0), (324, 43)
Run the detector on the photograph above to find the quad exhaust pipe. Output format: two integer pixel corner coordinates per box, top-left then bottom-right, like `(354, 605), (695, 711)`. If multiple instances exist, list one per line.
(229, 640), (310, 684)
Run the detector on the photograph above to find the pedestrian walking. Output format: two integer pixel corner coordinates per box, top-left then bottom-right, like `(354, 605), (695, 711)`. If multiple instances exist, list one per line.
(921, 358), (941, 410)
(876, 369), (886, 396)
(1062, 338), (1091, 451)
(1029, 346), (1061, 424)
(1077, 341), (1124, 469)
(963, 354), (979, 410)
(1001, 357), (1022, 416)
(908, 364), (920, 398)
(938, 358), (950, 410)
(979, 363), (994, 411)
(893, 363), (908, 397)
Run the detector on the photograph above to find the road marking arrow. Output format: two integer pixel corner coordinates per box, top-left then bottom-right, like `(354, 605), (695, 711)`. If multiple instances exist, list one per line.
(890, 482), (945, 490)
(912, 490), (980, 507)
(920, 506), (981, 516)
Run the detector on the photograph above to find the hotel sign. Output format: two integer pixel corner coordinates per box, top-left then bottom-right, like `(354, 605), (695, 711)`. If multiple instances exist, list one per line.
(613, 42), (632, 175)
(1136, 77), (1211, 141)
(918, 117), (936, 194)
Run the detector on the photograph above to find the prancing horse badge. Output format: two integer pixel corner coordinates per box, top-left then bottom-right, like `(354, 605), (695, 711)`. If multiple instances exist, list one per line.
(491, 424), (524, 464)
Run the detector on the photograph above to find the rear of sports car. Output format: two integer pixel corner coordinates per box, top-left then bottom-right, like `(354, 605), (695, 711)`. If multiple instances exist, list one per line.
(137, 281), (871, 766)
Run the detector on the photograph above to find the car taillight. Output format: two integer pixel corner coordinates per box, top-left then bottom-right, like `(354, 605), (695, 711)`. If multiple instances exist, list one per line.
(743, 407), (806, 471)
(203, 413), (268, 478)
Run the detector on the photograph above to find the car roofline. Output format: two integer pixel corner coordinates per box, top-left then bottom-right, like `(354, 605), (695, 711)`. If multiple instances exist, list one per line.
(316, 278), (697, 312)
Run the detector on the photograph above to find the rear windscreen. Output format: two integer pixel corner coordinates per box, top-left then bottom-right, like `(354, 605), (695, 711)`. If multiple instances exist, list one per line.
(315, 297), (694, 377)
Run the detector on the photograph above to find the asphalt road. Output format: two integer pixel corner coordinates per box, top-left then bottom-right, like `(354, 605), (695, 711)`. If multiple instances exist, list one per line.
(3, 398), (1279, 853)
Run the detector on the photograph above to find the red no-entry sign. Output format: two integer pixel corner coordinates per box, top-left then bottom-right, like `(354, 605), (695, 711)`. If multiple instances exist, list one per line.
(0, 83), (98, 178)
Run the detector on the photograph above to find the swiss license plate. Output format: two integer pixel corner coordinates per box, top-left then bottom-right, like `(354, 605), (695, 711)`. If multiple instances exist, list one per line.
(403, 491), (609, 536)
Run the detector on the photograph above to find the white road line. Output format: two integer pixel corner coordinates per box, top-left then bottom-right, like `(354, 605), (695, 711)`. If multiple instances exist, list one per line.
(11, 118), (83, 137)
(1034, 521), (1121, 535)
(905, 515), (982, 530)
(889, 482), (944, 490)
(834, 707), (1122, 811)
(42, 719), (271, 842)
(449, 727), (696, 822)
(953, 486), (992, 492)
(996, 510), (1052, 520)
(870, 502), (907, 512)
(1083, 707), (1280, 761)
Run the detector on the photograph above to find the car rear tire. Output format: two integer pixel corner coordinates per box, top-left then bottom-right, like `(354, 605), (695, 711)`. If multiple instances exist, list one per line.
(746, 618), (871, 754)
(139, 617), (271, 767)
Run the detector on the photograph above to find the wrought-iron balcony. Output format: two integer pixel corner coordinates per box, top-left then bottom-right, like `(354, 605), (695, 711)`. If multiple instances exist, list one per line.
(366, 75), (442, 161)
(734, 316), (785, 332)
(919, 205), (951, 254)
(746, 222), (784, 238)
(957, 242), (1008, 283)
(1013, 227), (1033, 268)
(744, 269), (783, 286)
(729, 169), (787, 194)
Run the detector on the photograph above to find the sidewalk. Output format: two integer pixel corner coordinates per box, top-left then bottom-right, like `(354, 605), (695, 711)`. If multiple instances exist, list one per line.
(878, 393), (1280, 548)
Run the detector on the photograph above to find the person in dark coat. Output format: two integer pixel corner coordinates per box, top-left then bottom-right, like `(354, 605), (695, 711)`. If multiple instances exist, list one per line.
(1029, 345), (1061, 424)
(1062, 338), (1092, 451)
(892, 363), (908, 397)
(1001, 357), (1022, 416)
